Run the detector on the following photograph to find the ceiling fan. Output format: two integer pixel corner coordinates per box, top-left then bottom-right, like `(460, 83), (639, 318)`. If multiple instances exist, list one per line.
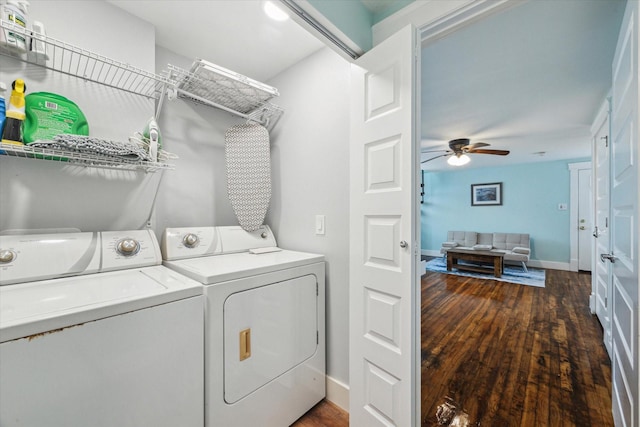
(421, 138), (510, 166)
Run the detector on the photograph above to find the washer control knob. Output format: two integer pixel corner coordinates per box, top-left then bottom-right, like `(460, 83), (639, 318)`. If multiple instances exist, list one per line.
(183, 233), (199, 248)
(261, 232), (268, 239)
(116, 239), (140, 256)
(0, 250), (15, 263)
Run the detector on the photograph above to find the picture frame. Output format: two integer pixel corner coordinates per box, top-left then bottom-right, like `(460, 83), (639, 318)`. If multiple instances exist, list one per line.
(471, 182), (502, 206)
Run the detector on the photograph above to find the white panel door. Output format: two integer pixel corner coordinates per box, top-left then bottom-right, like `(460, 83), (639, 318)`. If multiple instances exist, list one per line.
(593, 109), (612, 354)
(350, 25), (419, 427)
(610, 1), (639, 425)
(578, 168), (593, 271)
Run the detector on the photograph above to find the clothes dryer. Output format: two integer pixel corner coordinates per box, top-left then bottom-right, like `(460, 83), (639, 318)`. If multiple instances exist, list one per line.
(162, 225), (326, 427)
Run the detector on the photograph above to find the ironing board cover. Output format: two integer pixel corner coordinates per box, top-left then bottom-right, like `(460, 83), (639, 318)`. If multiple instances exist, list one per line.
(225, 124), (271, 231)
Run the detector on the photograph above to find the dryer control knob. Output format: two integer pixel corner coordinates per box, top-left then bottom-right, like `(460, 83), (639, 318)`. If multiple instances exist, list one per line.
(0, 249), (15, 263)
(116, 239), (140, 256)
(183, 233), (199, 248)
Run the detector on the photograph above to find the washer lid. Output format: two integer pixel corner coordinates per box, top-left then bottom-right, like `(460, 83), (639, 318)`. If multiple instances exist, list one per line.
(163, 250), (324, 284)
(0, 265), (202, 343)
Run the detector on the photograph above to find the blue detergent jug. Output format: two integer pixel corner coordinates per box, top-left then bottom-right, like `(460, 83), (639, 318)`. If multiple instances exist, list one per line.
(0, 82), (6, 135)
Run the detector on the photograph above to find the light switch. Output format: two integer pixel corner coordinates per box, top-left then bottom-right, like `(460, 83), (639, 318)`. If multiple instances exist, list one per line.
(315, 215), (325, 235)
(558, 203), (568, 211)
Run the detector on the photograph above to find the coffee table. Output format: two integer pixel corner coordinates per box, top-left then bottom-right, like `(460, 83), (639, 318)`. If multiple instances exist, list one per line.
(446, 248), (505, 278)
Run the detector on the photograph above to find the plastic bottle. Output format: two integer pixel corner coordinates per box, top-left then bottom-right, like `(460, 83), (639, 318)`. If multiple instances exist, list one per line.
(0, 0), (30, 53)
(1, 79), (26, 145)
(0, 82), (6, 135)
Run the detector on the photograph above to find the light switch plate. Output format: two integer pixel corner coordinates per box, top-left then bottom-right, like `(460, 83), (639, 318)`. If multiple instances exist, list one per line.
(315, 215), (325, 235)
(558, 203), (568, 211)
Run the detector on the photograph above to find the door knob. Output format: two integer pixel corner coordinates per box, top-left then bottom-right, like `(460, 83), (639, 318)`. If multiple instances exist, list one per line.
(400, 240), (408, 248)
(579, 226), (586, 230)
(600, 253), (618, 263)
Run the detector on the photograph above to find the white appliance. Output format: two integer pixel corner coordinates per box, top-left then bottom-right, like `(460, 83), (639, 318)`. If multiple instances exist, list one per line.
(161, 225), (326, 427)
(0, 230), (204, 427)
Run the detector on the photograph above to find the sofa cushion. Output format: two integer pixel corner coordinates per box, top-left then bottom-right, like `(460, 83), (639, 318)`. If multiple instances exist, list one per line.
(477, 233), (493, 246)
(447, 231), (477, 247)
(512, 246), (530, 255)
(473, 244), (493, 250)
(493, 233), (530, 251)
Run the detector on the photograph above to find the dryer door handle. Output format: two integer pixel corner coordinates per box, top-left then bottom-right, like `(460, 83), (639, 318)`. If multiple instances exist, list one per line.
(239, 328), (251, 361)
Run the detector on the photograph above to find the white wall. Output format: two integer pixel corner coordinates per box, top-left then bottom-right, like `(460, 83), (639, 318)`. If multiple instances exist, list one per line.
(1, 0), (353, 395)
(153, 46), (240, 238)
(0, 1), (158, 233)
(266, 47), (351, 386)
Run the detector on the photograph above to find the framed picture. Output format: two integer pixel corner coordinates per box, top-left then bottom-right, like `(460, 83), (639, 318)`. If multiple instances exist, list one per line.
(471, 182), (502, 206)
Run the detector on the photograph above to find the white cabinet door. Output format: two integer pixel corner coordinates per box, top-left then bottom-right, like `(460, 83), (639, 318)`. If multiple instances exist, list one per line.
(349, 25), (419, 427)
(610, 1), (639, 425)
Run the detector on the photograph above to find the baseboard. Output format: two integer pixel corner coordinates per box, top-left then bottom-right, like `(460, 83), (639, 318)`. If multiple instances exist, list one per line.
(526, 260), (571, 271)
(326, 376), (349, 412)
(422, 249), (441, 257)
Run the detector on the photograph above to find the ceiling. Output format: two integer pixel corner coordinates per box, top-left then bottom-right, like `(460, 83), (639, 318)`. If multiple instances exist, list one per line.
(107, 0), (324, 82)
(108, 0), (626, 172)
(420, 0), (626, 171)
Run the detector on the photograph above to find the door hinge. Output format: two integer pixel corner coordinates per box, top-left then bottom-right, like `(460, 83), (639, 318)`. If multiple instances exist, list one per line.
(606, 217), (608, 228)
(317, 330), (319, 344)
(605, 297), (608, 308)
(601, 135), (609, 147)
(316, 282), (319, 296)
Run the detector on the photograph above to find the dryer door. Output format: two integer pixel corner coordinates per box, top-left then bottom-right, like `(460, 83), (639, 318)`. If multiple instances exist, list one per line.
(223, 274), (318, 404)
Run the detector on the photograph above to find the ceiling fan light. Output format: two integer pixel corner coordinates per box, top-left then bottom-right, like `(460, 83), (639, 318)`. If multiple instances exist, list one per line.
(447, 154), (470, 166)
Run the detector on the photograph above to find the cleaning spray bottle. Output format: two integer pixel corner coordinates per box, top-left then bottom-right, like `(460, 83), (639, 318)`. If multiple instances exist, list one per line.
(143, 117), (162, 161)
(1, 78), (27, 145)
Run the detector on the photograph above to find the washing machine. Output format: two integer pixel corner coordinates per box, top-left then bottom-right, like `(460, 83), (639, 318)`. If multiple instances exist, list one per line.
(161, 225), (326, 427)
(0, 229), (204, 427)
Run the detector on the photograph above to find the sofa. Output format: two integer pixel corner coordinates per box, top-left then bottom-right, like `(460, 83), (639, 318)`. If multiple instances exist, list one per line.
(440, 231), (531, 271)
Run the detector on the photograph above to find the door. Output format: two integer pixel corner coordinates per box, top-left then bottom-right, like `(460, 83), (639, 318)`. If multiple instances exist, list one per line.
(592, 107), (612, 354)
(350, 25), (419, 426)
(578, 168), (593, 271)
(609, 1), (639, 425)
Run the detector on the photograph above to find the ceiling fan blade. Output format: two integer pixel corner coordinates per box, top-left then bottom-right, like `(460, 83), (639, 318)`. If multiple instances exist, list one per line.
(420, 148), (451, 154)
(421, 153), (452, 164)
(471, 149), (510, 156)
(463, 142), (490, 151)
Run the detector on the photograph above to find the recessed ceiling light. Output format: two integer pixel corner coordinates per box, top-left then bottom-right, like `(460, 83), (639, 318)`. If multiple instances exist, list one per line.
(264, 1), (289, 21)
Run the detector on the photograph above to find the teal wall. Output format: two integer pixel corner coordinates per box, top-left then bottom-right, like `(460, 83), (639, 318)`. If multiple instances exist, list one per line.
(421, 159), (588, 263)
(308, 0), (373, 51)
(372, 0), (415, 24)
(306, 0), (416, 52)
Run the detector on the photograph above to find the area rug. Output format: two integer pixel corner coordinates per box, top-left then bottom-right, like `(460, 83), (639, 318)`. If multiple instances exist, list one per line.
(424, 257), (545, 287)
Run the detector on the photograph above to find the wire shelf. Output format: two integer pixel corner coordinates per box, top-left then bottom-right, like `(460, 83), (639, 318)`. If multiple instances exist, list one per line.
(1, 143), (174, 172)
(0, 19), (169, 99)
(167, 62), (283, 128)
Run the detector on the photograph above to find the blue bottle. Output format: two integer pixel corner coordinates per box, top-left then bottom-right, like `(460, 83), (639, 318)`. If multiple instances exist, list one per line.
(0, 82), (6, 153)
(0, 82), (6, 136)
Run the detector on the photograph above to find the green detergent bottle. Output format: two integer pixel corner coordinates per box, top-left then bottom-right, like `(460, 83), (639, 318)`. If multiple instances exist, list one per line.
(23, 92), (88, 143)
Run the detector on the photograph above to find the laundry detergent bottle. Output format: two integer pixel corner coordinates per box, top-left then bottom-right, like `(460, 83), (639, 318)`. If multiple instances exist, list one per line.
(1, 78), (26, 145)
(0, 82), (6, 135)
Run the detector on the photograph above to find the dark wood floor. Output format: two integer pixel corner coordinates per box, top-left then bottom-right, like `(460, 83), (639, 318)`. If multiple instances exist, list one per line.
(421, 268), (612, 426)
(294, 268), (612, 427)
(291, 400), (349, 427)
